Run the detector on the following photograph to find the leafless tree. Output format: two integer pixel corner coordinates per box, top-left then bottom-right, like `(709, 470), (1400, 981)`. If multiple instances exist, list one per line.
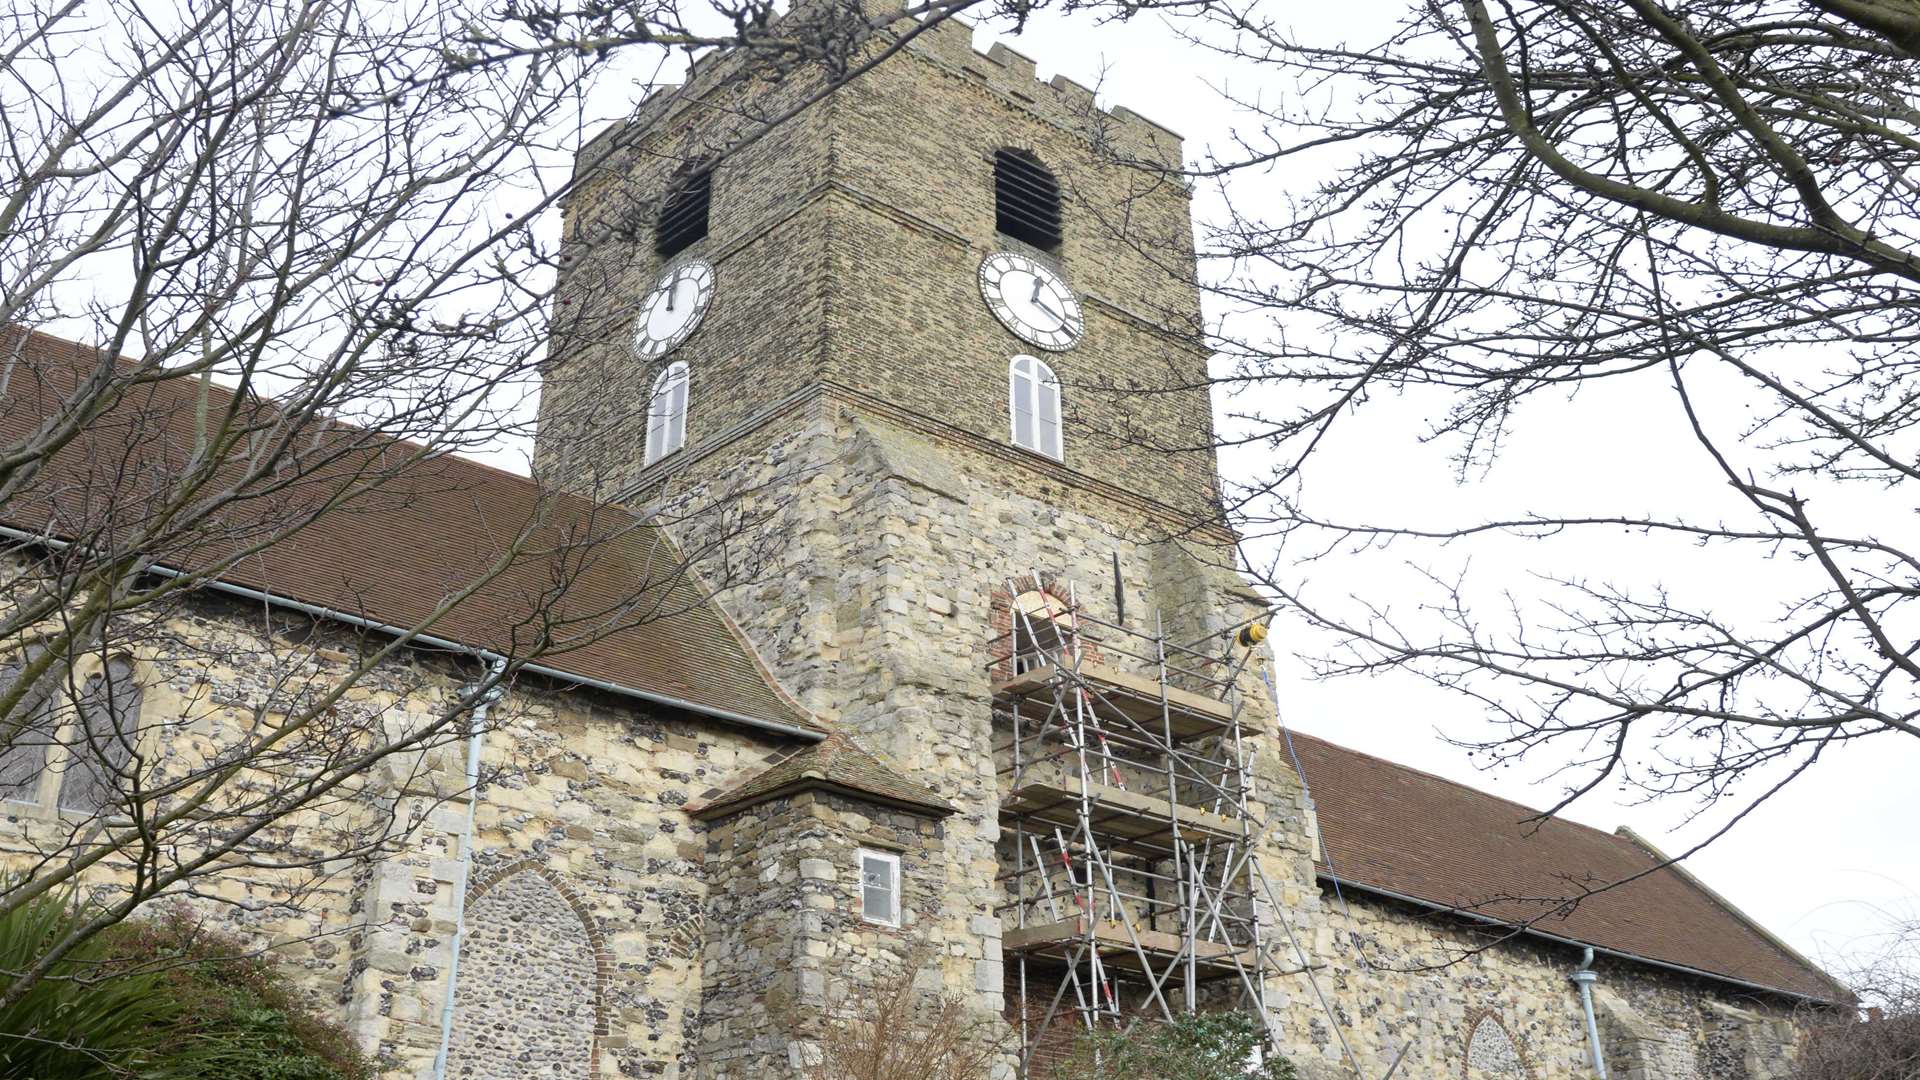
(0, 0), (983, 1007)
(1800, 913), (1920, 1077)
(1054, 0), (1920, 888)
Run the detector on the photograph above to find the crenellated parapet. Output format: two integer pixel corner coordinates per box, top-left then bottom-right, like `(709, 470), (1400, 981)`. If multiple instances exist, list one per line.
(575, 5), (1185, 183)
(901, 19), (1185, 169)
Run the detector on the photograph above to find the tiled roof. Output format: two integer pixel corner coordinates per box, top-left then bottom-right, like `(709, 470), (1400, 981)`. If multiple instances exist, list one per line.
(689, 734), (953, 819)
(1287, 731), (1849, 1003)
(0, 327), (820, 735)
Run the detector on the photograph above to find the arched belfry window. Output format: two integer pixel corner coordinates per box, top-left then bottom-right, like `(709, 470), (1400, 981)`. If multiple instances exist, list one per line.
(655, 167), (712, 259)
(645, 361), (689, 465)
(1009, 354), (1062, 460)
(995, 148), (1062, 251)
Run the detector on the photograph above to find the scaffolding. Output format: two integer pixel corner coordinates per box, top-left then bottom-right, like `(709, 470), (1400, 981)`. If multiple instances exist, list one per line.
(991, 575), (1285, 1073)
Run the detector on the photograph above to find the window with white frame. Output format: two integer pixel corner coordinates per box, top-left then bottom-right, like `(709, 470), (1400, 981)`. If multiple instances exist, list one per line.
(1008, 355), (1062, 460)
(0, 652), (142, 816)
(644, 361), (689, 464)
(858, 848), (901, 927)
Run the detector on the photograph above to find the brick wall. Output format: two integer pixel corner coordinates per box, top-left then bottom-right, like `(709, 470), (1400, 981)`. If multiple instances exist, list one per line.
(537, 17), (1221, 518)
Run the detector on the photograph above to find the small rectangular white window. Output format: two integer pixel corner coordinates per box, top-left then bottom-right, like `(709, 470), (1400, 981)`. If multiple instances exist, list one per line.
(858, 848), (900, 927)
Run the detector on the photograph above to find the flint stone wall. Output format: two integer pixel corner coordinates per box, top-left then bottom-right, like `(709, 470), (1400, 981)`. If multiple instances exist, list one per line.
(697, 787), (948, 1078)
(0, 584), (806, 1079)
(1273, 885), (1807, 1080)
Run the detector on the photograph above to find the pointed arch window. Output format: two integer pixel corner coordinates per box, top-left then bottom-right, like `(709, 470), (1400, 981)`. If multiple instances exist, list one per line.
(1009, 355), (1062, 460)
(1466, 1013), (1531, 1077)
(645, 361), (689, 465)
(0, 652), (141, 815)
(995, 148), (1062, 251)
(0, 653), (57, 804)
(1010, 590), (1074, 675)
(60, 657), (140, 814)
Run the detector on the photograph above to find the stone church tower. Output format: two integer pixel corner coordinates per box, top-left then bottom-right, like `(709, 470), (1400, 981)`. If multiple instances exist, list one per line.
(537, 13), (1312, 1075)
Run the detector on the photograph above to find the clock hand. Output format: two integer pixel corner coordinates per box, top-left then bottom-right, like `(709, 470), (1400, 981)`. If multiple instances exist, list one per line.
(665, 280), (677, 313)
(1032, 293), (1062, 328)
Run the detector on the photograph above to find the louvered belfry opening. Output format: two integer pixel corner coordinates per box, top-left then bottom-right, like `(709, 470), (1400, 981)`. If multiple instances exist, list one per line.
(995, 148), (1062, 251)
(654, 167), (712, 258)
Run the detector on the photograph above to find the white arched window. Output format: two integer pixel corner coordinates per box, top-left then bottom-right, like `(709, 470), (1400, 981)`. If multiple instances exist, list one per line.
(645, 361), (689, 465)
(1008, 355), (1062, 460)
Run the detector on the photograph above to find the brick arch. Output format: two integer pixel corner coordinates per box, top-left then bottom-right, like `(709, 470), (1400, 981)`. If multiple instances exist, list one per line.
(988, 575), (1106, 679)
(1462, 1009), (1535, 1080)
(446, 859), (612, 1078)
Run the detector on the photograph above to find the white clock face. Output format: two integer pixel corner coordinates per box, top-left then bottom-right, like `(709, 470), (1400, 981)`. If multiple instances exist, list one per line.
(979, 253), (1084, 351)
(632, 260), (715, 360)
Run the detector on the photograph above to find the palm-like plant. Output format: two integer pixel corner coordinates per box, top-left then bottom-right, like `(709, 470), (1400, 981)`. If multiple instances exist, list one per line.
(0, 886), (178, 1078)
(0, 885), (368, 1079)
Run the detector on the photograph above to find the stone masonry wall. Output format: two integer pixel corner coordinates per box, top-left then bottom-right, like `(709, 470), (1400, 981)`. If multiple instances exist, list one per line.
(655, 397), (1307, 1071)
(0, 587), (807, 1080)
(1272, 885), (1808, 1080)
(697, 788), (948, 1079)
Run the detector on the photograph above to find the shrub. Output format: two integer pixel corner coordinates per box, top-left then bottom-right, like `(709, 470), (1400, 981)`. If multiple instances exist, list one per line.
(1796, 1003), (1920, 1080)
(802, 960), (1007, 1080)
(0, 887), (369, 1079)
(1048, 1010), (1298, 1080)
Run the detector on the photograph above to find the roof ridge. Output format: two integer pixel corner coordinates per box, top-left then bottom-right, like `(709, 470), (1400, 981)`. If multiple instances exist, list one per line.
(1288, 727), (1847, 1002)
(9, 324), (553, 492)
(0, 326), (818, 738)
(688, 730), (951, 819)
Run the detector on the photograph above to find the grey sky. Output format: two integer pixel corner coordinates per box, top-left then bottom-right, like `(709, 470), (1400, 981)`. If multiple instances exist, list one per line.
(947, 5), (1916, 982)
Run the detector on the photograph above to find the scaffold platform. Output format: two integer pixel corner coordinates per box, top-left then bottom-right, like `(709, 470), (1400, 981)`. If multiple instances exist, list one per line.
(991, 575), (1285, 1074)
(1004, 916), (1256, 980)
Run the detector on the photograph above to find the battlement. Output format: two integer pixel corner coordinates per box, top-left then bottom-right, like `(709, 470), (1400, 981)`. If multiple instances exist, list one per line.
(903, 17), (1185, 169)
(578, 8), (1185, 180)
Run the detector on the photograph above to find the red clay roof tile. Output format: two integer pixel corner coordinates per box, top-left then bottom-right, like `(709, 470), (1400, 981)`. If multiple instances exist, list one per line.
(1288, 730), (1848, 1002)
(0, 327), (819, 734)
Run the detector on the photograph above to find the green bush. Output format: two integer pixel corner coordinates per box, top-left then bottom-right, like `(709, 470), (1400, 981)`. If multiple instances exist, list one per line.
(1048, 1010), (1298, 1080)
(0, 887), (370, 1079)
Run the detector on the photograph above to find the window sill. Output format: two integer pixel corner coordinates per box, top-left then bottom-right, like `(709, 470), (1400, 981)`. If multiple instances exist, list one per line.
(1010, 442), (1064, 464)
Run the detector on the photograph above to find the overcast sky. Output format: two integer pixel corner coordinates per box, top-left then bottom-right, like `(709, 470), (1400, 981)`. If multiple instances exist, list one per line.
(940, 4), (1918, 983)
(279, 0), (1914, 983)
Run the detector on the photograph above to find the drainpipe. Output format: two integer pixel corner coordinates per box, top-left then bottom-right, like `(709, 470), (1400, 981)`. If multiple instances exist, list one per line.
(1572, 946), (1610, 1079)
(430, 658), (506, 1079)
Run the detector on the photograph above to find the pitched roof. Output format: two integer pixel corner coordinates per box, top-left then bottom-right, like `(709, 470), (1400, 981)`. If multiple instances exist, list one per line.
(0, 327), (820, 735)
(689, 734), (953, 819)
(1287, 730), (1849, 1003)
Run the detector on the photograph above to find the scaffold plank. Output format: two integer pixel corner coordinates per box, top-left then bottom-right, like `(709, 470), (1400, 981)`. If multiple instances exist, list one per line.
(1001, 780), (1249, 851)
(991, 659), (1247, 738)
(1004, 916), (1253, 978)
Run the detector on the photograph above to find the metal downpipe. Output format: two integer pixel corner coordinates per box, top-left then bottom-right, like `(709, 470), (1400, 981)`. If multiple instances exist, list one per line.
(431, 659), (506, 1079)
(1573, 946), (1610, 1079)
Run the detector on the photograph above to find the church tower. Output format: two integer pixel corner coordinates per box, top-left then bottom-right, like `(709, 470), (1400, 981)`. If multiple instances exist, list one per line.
(537, 12), (1313, 1076)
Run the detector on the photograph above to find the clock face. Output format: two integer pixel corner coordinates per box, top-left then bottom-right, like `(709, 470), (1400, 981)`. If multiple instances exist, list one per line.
(632, 260), (715, 360)
(979, 253), (1084, 351)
